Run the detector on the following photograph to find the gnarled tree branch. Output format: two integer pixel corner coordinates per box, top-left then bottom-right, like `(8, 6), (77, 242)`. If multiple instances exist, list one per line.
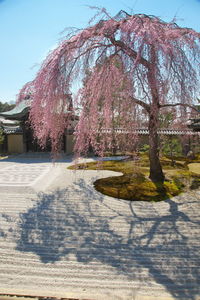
(108, 35), (150, 69)
(130, 96), (150, 113)
(159, 103), (199, 112)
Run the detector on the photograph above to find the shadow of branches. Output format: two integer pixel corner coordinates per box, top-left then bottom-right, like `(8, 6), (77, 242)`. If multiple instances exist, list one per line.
(16, 179), (200, 300)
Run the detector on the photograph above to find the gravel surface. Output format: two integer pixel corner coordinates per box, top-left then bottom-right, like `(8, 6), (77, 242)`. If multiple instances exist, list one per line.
(0, 154), (199, 300)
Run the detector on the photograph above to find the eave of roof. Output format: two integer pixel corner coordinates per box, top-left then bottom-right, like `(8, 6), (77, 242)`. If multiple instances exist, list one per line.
(0, 117), (19, 125)
(2, 125), (23, 134)
(0, 100), (31, 120)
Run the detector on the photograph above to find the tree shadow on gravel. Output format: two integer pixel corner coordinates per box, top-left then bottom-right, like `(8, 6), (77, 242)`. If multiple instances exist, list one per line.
(16, 179), (200, 300)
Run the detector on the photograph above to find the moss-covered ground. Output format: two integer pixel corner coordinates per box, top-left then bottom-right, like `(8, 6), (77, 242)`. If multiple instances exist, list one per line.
(68, 154), (200, 202)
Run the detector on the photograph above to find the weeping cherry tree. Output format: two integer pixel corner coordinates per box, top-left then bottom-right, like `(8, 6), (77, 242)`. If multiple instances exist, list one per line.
(19, 9), (200, 182)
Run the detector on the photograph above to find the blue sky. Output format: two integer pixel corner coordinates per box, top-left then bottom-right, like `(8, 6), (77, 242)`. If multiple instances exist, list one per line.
(0, 0), (200, 103)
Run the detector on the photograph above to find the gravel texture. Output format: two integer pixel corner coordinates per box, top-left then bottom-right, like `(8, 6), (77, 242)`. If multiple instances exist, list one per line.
(0, 154), (199, 300)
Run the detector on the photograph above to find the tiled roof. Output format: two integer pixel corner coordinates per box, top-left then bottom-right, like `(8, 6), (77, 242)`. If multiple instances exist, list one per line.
(0, 100), (31, 120)
(0, 117), (19, 125)
(2, 125), (23, 134)
(101, 128), (200, 135)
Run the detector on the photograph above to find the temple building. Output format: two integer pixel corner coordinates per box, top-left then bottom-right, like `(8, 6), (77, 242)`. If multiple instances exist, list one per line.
(0, 98), (77, 154)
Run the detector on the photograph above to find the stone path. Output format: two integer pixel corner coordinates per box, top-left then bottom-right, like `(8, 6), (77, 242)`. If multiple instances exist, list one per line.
(0, 154), (199, 300)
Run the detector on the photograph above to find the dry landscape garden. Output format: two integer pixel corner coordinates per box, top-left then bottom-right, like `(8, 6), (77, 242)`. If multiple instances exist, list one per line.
(16, 8), (200, 202)
(1, 9), (200, 202)
(0, 7), (200, 300)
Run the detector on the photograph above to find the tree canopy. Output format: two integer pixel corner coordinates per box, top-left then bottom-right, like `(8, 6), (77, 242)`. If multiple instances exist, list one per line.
(18, 9), (200, 181)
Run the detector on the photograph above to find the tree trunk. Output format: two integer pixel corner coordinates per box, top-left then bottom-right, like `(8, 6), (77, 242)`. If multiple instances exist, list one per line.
(147, 45), (165, 183)
(148, 110), (165, 183)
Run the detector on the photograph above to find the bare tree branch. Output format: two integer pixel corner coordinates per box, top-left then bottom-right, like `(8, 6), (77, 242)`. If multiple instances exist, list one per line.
(159, 103), (199, 112)
(130, 96), (150, 113)
(108, 36), (150, 69)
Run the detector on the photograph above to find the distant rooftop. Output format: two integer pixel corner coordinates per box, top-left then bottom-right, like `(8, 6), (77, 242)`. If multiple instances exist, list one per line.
(0, 99), (31, 120)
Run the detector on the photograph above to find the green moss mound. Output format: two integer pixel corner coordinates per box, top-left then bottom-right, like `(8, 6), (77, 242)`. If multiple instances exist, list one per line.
(94, 174), (181, 202)
(68, 155), (200, 202)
